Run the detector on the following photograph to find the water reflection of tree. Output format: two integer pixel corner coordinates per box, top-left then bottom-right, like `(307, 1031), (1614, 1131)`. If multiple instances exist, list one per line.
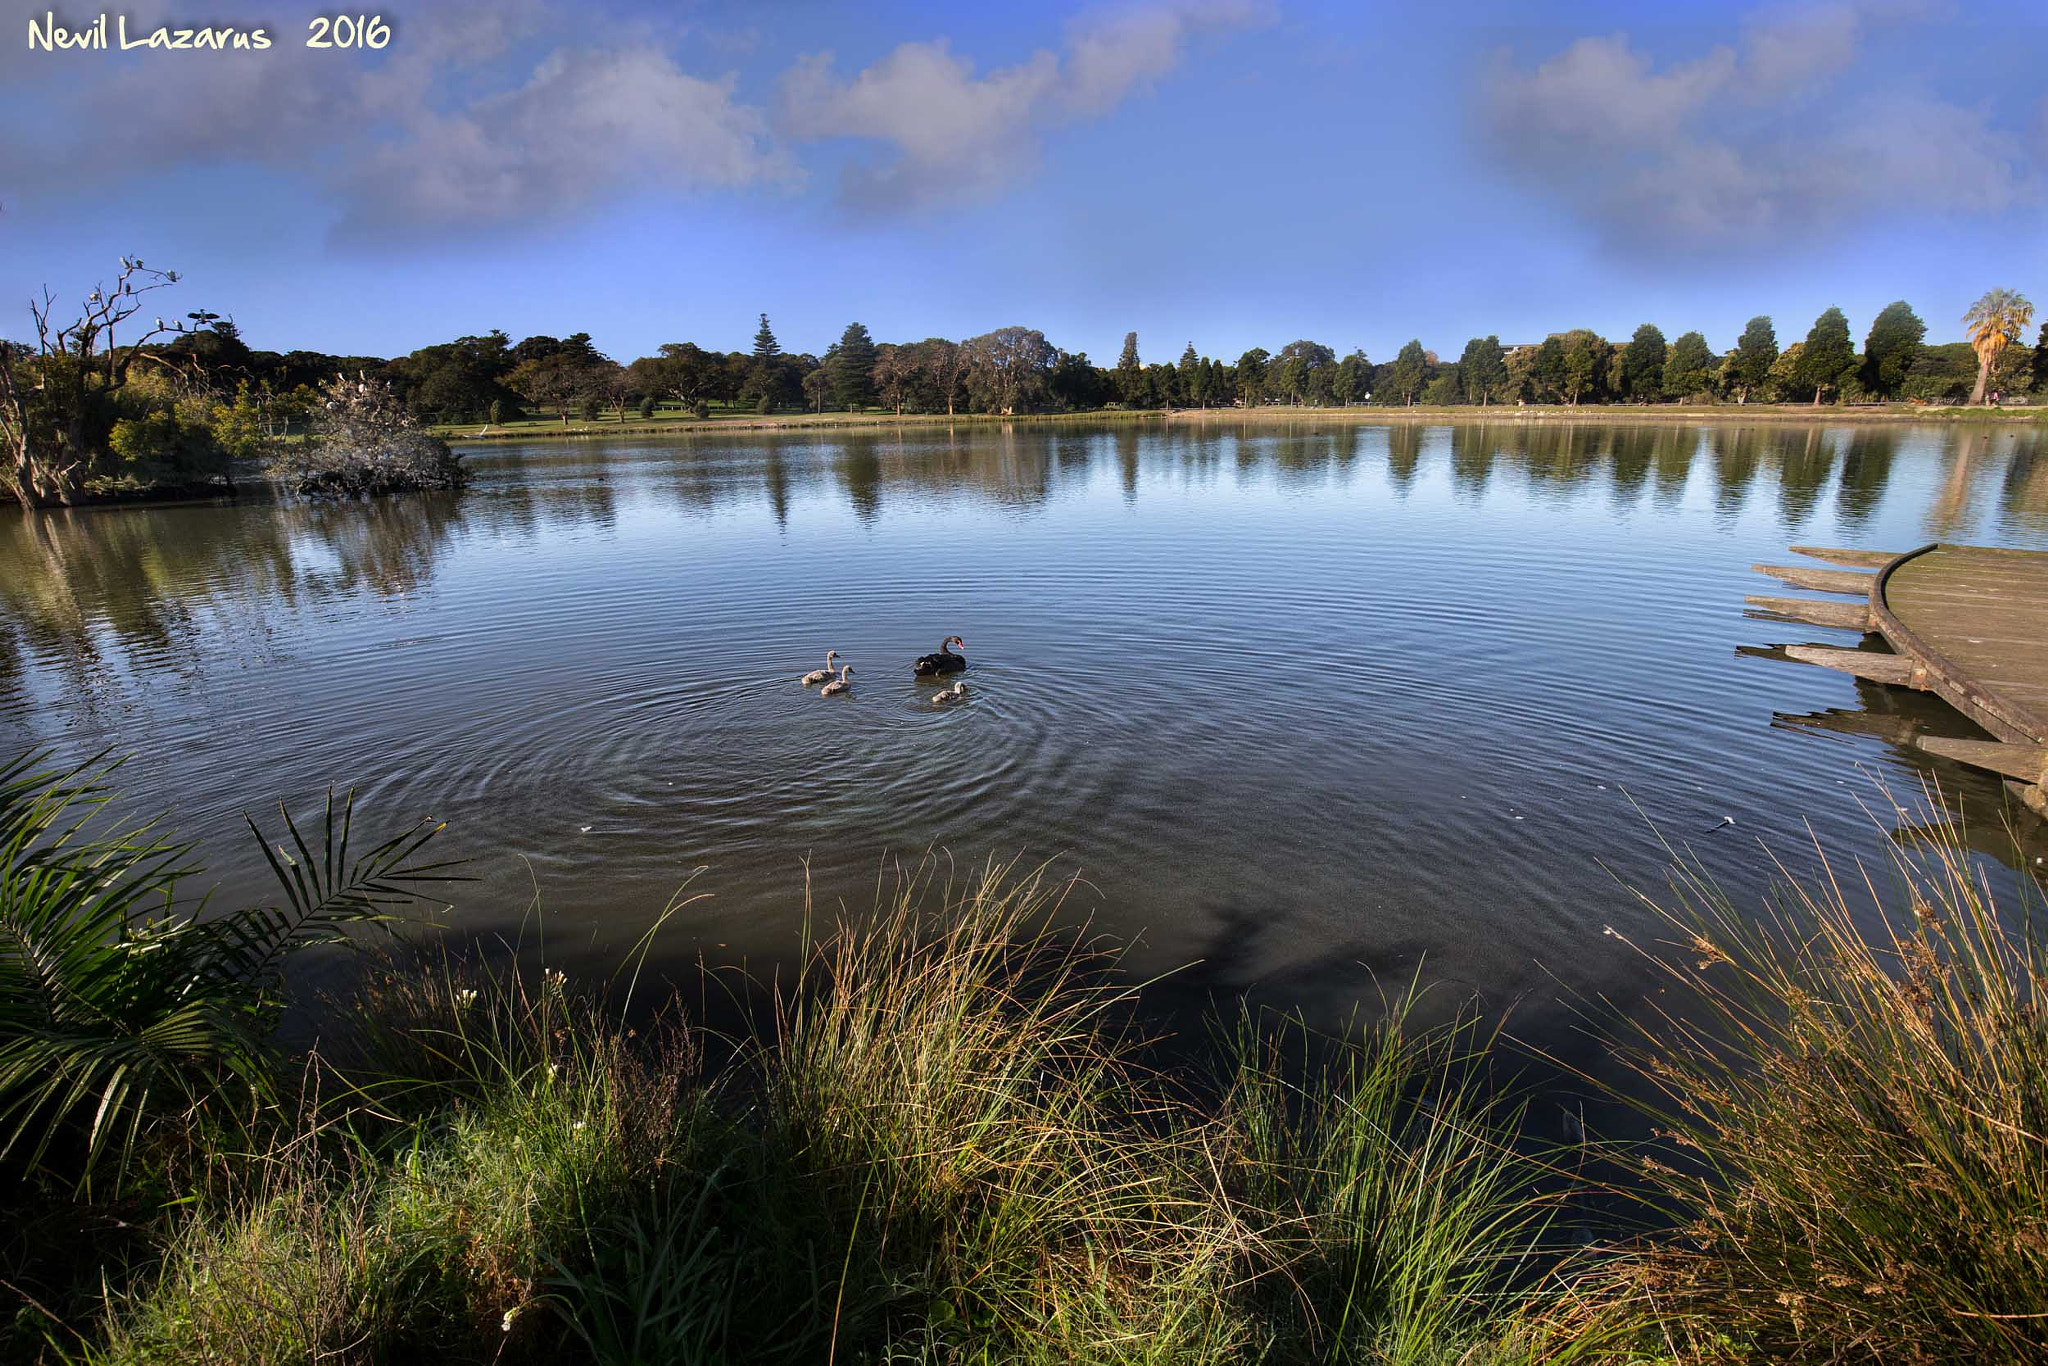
(291, 493), (467, 598)
(1385, 424), (1423, 493)
(1518, 424), (1604, 495)
(1448, 424), (1497, 499)
(0, 491), (464, 690)
(1772, 426), (1836, 534)
(1650, 426), (1696, 508)
(1833, 429), (1899, 533)
(1608, 428), (1653, 503)
(2000, 442), (2048, 537)
(761, 444), (791, 531)
(1708, 428), (1762, 522)
(836, 435), (884, 523)
(0, 500), (294, 693)
(1924, 430), (1995, 540)
(1115, 427), (1140, 503)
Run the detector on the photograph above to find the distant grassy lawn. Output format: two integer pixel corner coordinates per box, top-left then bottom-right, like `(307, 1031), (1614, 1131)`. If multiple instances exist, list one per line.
(430, 399), (2048, 444)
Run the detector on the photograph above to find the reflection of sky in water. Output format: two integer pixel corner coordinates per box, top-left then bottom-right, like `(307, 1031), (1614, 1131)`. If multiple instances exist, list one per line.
(1, 420), (2045, 1050)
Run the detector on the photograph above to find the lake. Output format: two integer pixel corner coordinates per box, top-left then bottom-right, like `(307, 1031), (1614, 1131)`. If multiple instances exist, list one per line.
(3, 419), (2045, 1041)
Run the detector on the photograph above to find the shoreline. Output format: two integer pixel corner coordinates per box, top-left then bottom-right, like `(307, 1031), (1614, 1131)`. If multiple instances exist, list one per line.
(440, 401), (2048, 448)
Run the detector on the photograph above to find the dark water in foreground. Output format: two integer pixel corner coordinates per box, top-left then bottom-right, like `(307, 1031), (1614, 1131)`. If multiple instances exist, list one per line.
(3, 420), (2045, 1040)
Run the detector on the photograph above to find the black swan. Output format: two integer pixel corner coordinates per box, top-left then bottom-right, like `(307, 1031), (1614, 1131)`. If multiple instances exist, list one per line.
(800, 650), (841, 686)
(820, 664), (854, 696)
(913, 636), (967, 676)
(931, 681), (968, 705)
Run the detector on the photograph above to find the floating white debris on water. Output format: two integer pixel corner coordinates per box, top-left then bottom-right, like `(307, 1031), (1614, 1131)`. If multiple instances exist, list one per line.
(579, 825), (592, 833)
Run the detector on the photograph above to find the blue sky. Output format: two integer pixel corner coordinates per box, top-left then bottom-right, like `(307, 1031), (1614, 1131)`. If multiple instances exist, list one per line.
(3, 0), (2044, 364)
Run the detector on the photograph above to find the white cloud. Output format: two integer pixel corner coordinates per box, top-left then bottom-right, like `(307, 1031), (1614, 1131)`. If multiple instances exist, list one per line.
(337, 48), (789, 233)
(0, 3), (786, 238)
(779, 0), (1273, 209)
(1478, 0), (2037, 250)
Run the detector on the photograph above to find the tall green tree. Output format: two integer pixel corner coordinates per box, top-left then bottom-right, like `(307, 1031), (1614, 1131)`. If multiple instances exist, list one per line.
(1235, 347), (1269, 406)
(1560, 331), (1605, 405)
(1795, 307), (1856, 404)
(1387, 340), (1428, 405)
(1621, 324), (1668, 401)
(1270, 340), (1335, 405)
(1961, 288), (2035, 404)
(829, 322), (878, 409)
(2033, 323), (2048, 394)
(1731, 316), (1778, 403)
(752, 313), (781, 361)
(1860, 301), (1925, 399)
(1177, 343), (1201, 405)
(1207, 358), (1231, 406)
(1115, 332), (1144, 406)
(1457, 336), (1507, 405)
(1662, 331), (1714, 399)
(959, 326), (1056, 413)
(1332, 349), (1371, 404)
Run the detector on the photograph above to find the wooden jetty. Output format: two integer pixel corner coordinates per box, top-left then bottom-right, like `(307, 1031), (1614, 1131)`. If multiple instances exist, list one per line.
(1749, 543), (2048, 819)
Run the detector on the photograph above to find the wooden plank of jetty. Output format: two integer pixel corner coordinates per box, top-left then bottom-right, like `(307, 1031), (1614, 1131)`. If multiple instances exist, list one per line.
(1783, 645), (1918, 687)
(1789, 545), (1901, 570)
(1756, 540), (2048, 819)
(1744, 595), (1872, 631)
(1873, 544), (2048, 750)
(1916, 737), (2048, 784)
(1752, 563), (1880, 595)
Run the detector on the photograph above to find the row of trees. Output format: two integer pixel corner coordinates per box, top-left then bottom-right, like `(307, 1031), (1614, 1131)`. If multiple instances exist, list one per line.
(5, 260), (2040, 509)
(348, 293), (2041, 425)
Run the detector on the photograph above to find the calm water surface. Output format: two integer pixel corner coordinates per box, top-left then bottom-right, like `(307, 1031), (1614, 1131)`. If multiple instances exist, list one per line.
(4, 420), (2045, 1038)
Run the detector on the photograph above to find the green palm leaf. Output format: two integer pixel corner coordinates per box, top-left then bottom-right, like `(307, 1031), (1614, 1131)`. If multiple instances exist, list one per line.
(0, 751), (464, 1192)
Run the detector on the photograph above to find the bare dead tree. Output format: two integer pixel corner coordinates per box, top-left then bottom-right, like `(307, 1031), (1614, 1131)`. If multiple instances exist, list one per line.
(0, 257), (198, 508)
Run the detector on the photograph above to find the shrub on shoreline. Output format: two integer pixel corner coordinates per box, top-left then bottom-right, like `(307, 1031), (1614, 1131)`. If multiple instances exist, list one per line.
(267, 373), (469, 497)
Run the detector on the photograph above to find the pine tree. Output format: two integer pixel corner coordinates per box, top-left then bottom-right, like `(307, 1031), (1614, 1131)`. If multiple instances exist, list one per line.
(829, 322), (878, 410)
(1115, 332), (1143, 406)
(752, 313), (781, 361)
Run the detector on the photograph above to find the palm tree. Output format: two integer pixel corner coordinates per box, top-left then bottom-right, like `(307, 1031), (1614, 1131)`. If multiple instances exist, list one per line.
(1962, 287), (2035, 405)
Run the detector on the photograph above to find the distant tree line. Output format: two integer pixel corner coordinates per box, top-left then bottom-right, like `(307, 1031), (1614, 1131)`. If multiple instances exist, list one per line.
(4, 261), (2041, 510)
(198, 293), (2036, 430)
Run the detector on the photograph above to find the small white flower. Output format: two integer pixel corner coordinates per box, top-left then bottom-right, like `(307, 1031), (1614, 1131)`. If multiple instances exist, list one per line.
(455, 989), (478, 1009)
(573, 1121), (586, 1133)
(547, 1063), (559, 1080)
(501, 1309), (516, 1333)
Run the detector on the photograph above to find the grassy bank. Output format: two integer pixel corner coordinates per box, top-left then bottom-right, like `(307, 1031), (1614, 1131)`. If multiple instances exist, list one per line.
(433, 401), (2048, 447)
(3, 754), (2045, 1363)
